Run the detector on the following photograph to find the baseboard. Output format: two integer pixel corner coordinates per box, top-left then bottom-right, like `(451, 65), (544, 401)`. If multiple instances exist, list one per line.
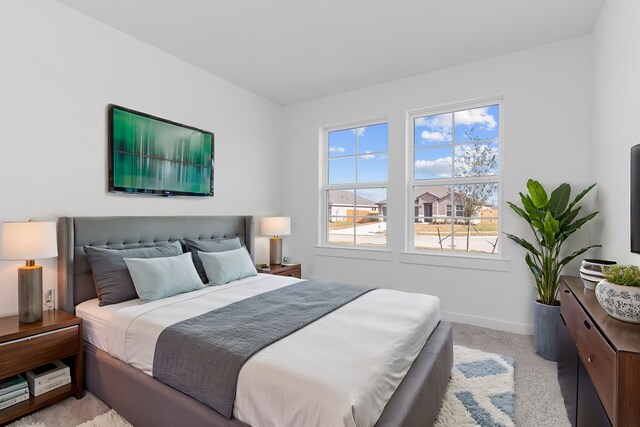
(442, 310), (532, 335)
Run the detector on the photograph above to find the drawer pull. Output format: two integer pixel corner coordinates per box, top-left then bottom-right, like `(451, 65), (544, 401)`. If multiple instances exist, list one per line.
(564, 289), (571, 293)
(583, 320), (591, 329)
(588, 355), (594, 363)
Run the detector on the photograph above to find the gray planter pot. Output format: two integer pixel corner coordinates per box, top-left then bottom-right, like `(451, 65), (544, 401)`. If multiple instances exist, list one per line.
(533, 300), (561, 361)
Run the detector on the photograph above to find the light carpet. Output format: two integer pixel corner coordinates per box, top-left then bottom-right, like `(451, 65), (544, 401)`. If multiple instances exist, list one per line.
(435, 345), (515, 427)
(9, 343), (514, 427)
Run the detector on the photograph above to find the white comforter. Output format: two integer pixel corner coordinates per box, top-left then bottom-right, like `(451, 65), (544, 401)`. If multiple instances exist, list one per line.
(96, 274), (440, 427)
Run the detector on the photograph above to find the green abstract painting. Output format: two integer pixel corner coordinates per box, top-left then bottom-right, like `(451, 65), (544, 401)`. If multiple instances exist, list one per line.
(110, 106), (214, 196)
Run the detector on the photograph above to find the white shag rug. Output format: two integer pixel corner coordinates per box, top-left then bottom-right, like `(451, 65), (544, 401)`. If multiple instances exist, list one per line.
(435, 345), (516, 427)
(9, 345), (514, 427)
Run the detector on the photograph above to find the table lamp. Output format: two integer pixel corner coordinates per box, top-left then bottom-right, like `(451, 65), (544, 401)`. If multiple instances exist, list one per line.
(261, 217), (290, 265)
(0, 220), (57, 323)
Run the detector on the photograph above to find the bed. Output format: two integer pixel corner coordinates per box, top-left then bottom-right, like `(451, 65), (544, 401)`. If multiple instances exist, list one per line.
(57, 216), (453, 427)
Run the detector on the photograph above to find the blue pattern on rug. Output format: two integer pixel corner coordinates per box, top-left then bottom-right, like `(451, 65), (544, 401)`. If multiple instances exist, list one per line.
(455, 391), (506, 427)
(500, 355), (515, 368)
(490, 391), (515, 420)
(456, 358), (508, 378)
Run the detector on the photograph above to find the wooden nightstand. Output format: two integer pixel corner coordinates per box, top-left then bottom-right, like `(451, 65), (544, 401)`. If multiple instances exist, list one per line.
(263, 264), (302, 279)
(0, 310), (83, 425)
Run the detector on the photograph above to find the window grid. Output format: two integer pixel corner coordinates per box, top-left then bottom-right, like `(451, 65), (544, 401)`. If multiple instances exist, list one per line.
(323, 120), (388, 248)
(409, 98), (502, 255)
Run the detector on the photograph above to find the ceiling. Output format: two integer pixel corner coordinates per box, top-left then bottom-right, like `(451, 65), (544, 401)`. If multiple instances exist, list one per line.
(58, 0), (604, 105)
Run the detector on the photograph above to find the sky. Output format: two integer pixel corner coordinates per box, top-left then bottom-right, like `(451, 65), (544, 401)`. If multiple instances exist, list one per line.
(327, 105), (499, 185)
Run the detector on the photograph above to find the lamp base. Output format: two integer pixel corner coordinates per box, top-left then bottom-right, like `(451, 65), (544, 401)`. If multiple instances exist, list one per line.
(269, 237), (282, 265)
(18, 265), (43, 323)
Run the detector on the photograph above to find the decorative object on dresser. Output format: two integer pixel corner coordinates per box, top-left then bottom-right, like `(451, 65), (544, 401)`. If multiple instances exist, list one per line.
(0, 310), (83, 425)
(580, 259), (616, 290)
(261, 216), (291, 264)
(262, 263), (302, 279)
(505, 180), (599, 361)
(0, 220), (58, 323)
(595, 265), (640, 323)
(558, 276), (640, 427)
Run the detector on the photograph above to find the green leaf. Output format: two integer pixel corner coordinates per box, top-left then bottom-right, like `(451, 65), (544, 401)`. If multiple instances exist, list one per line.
(559, 245), (602, 266)
(567, 183), (596, 211)
(527, 179), (548, 208)
(548, 183), (571, 216)
(543, 211), (559, 246)
(525, 253), (542, 279)
(507, 202), (531, 224)
(558, 206), (581, 227)
(504, 233), (541, 256)
(561, 211), (599, 239)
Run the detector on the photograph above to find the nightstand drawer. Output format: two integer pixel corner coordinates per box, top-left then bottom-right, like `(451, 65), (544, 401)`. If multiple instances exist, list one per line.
(0, 325), (78, 376)
(273, 266), (301, 278)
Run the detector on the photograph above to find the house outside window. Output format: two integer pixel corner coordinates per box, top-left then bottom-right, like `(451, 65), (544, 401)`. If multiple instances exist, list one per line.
(407, 99), (501, 254)
(322, 120), (388, 247)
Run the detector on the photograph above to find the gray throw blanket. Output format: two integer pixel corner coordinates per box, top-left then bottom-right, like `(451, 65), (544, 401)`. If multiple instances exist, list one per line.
(152, 280), (374, 419)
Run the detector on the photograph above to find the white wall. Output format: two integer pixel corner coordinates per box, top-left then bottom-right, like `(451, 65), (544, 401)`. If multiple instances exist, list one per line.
(0, 0), (283, 316)
(282, 37), (595, 333)
(590, 0), (640, 265)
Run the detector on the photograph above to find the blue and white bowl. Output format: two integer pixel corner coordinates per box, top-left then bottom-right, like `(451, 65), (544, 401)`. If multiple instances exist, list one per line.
(595, 279), (640, 323)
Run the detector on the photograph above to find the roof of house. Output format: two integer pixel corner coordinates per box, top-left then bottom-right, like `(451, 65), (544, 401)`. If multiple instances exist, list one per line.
(328, 190), (376, 206)
(414, 185), (450, 200)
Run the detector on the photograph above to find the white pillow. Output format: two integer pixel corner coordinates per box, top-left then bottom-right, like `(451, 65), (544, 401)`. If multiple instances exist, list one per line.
(198, 247), (257, 285)
(124, 253), (205, 303)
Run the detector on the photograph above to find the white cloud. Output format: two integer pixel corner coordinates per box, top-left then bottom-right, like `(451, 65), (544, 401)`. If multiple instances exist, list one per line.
(455, 107), (496, 130)
(329, 146), (346, 153)
(420, 130), (449, 142)
(350, 128), (366, 136)
(415, 113), (452, 129)
(360, 151), (375, 159)
(415, 157), (452, 178)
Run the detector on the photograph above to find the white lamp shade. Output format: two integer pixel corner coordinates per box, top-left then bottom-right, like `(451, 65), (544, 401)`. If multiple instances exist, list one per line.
(0, 221), (58, 261)
(261, 217), (291, 237)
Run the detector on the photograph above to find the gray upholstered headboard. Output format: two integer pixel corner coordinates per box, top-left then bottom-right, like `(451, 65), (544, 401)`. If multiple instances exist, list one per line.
(57, 216), (255, 313)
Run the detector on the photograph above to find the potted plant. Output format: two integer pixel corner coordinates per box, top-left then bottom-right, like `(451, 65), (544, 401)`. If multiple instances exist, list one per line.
(505, 180), (599, 361)
(596, 265), (640, 323)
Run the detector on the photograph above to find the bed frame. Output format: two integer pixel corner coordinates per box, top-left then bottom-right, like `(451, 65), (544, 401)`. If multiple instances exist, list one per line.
(57, 215), (453, 427)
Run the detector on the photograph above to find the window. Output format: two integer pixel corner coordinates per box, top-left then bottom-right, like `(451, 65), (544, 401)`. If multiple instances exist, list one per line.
(323, 121), (388, 247)
(409, 100), (501, 255)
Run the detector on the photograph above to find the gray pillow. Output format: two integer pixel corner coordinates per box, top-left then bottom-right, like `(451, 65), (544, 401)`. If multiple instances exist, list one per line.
(198, 247), (257, 285)
(124, 253), (205, 303)
(184, 237), (243, 283)
(83, 241), (183, 306)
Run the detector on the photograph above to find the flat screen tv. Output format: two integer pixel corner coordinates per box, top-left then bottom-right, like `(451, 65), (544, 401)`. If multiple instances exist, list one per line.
(632, 144), (640, 252)
(108, 104), (214, 197)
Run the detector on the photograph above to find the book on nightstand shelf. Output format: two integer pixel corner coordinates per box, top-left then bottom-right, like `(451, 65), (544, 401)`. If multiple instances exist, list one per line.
(26, 360), (71, 397)
(0, 375), (29, 410)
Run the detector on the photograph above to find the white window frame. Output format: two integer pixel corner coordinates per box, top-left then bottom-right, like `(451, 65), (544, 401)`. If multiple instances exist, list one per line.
(406, 97), (503, 258)
(320, 117), (388, 249)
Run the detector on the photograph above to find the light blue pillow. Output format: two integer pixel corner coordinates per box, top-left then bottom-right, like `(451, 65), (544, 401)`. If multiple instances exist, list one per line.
(198, 247), (257, 285)
(124, 253), (205, 303)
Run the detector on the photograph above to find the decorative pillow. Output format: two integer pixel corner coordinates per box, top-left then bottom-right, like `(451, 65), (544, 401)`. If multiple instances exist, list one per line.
(184, 237), (243, 283)
(198, 247), (257, 285)
(124, 253), (204, 303)
(83, 241), (183, 306)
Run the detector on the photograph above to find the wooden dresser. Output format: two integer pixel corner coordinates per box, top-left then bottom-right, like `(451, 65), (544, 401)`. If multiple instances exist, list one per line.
(558, 276), (640, 427)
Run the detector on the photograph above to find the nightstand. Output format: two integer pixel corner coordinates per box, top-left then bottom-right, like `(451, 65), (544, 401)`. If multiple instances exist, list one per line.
(264, 264), (302, 279)
(0, 310), (83, 425)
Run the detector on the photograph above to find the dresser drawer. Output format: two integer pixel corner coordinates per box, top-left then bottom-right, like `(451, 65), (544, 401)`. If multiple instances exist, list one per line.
(576, 313), (616, 422)
(0, 325), (78, 376)
(560, 282), (581, 342)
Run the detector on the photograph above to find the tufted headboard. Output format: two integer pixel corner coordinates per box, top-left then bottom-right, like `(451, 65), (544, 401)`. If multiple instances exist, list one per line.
(57, 216), (254, 313)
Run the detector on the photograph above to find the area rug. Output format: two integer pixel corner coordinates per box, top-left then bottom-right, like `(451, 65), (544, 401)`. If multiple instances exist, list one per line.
(435, 345), (516, 427)
(9, 345), (514, 427)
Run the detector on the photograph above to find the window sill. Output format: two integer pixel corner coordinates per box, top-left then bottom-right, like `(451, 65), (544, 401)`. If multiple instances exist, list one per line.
(314, 246), (392, 261)
(399, 251), (510, 272)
